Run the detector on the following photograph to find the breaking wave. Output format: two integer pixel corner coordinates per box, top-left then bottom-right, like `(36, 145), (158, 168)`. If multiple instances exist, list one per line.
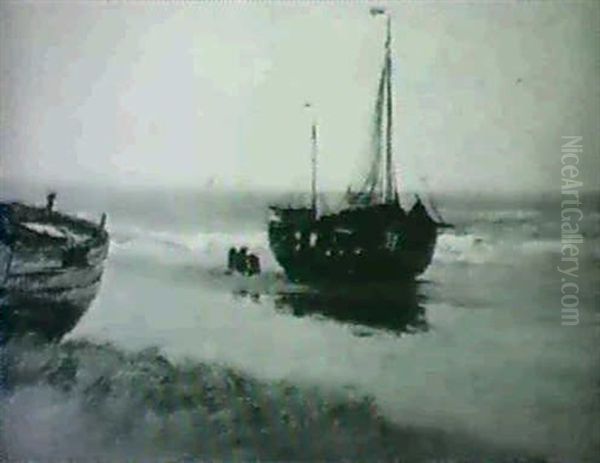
(471, 208), (542, 225)
(109, 224), (275, 271)
(108, 219), (572, 272)
(433, 231), (563, 265)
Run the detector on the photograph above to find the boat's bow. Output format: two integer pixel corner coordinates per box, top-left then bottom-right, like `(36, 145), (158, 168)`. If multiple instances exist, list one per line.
(0, 198), (110, 341)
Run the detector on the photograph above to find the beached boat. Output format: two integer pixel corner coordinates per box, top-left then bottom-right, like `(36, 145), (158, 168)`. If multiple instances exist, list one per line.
(0, 195), (109, 341)
(268, 9), (450, 283)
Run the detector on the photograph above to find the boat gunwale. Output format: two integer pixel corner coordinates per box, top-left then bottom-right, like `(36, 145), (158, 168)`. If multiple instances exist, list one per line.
(2, 201), (109, 249)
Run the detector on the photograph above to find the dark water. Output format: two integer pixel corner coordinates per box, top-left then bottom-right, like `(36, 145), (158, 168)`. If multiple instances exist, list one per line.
(1, 181), (599, 461)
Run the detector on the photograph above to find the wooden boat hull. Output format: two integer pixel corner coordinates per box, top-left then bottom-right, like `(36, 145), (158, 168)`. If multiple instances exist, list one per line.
(1, 202), (109, 342)
(268, 204), (438, 283)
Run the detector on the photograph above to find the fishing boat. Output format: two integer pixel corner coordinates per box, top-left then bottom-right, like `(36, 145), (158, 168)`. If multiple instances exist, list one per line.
(0, 194), (109, 341)
(268, 9), (449, 283)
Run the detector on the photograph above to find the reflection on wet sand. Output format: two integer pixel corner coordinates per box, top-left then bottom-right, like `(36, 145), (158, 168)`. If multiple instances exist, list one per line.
(235, 281), (429, 335)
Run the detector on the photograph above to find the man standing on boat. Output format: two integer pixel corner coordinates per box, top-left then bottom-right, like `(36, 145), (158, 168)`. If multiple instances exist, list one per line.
(46, 192), (57, 214)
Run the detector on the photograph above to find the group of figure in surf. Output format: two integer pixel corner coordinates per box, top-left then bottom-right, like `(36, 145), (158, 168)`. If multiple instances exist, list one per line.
(227, 246), (261, 276)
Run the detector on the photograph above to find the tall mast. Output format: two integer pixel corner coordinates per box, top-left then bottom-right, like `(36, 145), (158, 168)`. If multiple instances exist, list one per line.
(369, 7), (396, 204)
(384, 14), (395, 203)
(351, 8), (399, 206)
(311, 120), (318, 218)
(305, 102), (318, 218)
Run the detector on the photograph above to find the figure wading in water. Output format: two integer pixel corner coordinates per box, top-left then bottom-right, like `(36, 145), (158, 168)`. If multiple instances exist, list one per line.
(226, 246), (261, 276)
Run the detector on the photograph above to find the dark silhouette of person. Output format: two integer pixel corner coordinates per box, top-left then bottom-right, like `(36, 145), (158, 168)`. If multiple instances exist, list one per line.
(227, 247), (238, 274)
(94, 212), (108, 237)
(247, 253), (261, 276)
(99, 213), (107, 230)
(237, 247), (248, 274)
(46, 192), (57, 214)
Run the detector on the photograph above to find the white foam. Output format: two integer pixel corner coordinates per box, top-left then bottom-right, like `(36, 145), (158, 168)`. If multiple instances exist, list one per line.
(109, 223), (278, 272)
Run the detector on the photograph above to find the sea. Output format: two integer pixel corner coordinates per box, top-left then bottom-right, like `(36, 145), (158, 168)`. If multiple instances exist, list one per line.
(1, 180), (599, 462)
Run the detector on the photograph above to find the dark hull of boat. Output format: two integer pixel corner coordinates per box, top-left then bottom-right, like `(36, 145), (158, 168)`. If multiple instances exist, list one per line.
(268, 205), (438, 283)
(0, 262), (107, 342)
(1, 202), (109, 342)
(1, 289), (98, 342)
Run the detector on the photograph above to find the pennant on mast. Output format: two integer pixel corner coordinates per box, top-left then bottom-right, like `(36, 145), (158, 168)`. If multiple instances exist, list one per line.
(369, 7), (386, 16)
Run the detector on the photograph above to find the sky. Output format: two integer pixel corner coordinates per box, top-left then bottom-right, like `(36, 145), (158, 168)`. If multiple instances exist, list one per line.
(1, 1), (598, 194)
